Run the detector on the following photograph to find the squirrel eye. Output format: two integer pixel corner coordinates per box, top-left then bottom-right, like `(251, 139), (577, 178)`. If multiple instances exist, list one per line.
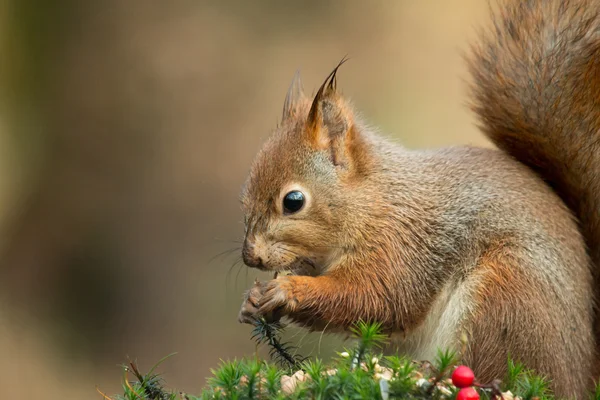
(283, 191), (305, 214)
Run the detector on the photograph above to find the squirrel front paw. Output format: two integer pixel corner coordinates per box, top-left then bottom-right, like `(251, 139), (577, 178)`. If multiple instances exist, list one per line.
(238, 277), (299, 325)
(238, 279), (265, 324)
(258, 277), (298, 316)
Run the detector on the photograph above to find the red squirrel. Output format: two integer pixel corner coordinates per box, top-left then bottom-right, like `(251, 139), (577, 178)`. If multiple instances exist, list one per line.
(237, 0), (600, 397)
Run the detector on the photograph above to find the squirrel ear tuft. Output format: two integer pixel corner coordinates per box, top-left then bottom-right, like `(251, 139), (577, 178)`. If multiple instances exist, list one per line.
(305, 58), (357, 168)
(306, 57), (348, 129)
(282, 70), (306, 121)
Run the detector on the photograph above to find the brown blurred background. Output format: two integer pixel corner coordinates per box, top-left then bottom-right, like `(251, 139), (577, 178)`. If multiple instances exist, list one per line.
(0, 1), (491, 398)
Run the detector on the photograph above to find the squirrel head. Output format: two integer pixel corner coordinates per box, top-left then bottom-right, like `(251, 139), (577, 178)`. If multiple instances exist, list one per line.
(240, 60), (373, 274)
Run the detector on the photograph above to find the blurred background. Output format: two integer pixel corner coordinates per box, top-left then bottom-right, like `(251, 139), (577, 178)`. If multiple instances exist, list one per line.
(0, 1), (491, 398)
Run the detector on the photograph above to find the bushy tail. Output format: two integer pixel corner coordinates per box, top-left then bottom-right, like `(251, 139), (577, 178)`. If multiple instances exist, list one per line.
(468, 0), (600, 338)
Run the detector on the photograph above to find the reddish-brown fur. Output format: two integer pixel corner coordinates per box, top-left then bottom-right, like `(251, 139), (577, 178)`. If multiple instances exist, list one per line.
(237, 1), (600, 397)
(468, 0), (600, 344)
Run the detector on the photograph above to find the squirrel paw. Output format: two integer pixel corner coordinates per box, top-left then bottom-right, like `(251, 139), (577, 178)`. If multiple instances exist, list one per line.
(238, 280), (265, 324)
(258, 277), (298, 317)
(238, 277), (299, 325)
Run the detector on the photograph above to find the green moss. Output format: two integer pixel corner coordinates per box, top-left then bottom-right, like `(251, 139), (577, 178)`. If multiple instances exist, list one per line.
(105, 322), (594, 400)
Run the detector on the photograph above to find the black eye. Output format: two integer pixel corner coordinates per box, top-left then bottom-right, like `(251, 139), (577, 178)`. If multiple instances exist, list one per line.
(283, 191), (305, 214)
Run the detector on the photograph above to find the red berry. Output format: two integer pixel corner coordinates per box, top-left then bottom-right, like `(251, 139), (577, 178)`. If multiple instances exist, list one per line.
(456, 387), (480, 400)
(452, 365), (475, 388)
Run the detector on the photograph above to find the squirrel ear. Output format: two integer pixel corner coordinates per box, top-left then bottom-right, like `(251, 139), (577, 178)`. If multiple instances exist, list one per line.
(282, 71), (306, 121)
(305, 58), (356, 167)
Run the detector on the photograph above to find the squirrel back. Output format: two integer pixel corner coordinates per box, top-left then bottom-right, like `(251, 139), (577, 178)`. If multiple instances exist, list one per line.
(468, 0), (600, 344)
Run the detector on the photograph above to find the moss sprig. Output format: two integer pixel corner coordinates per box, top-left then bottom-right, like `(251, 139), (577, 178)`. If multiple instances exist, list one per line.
(251, 317), (304, 371)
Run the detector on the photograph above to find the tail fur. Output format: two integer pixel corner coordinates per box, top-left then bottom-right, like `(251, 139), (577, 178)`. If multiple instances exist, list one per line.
(468, 0), (600, 345)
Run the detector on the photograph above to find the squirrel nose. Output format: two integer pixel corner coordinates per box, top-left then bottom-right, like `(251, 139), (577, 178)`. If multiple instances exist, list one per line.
(242, 239), (264, 269)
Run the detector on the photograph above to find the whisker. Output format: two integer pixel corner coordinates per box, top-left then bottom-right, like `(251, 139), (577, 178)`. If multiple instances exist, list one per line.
(212, 236), (244, 244)
(278, 247), (305, 259)
(226, 256), (244, 293)
(318, 320), (333, 355)
(292, 328), (312, 359)
(244, 262), (250, 286)
(208, 246), (241, 264)
(303, 335), (321, 359)
(234, 258), (246, 291)
(286, 326), (306, 341)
